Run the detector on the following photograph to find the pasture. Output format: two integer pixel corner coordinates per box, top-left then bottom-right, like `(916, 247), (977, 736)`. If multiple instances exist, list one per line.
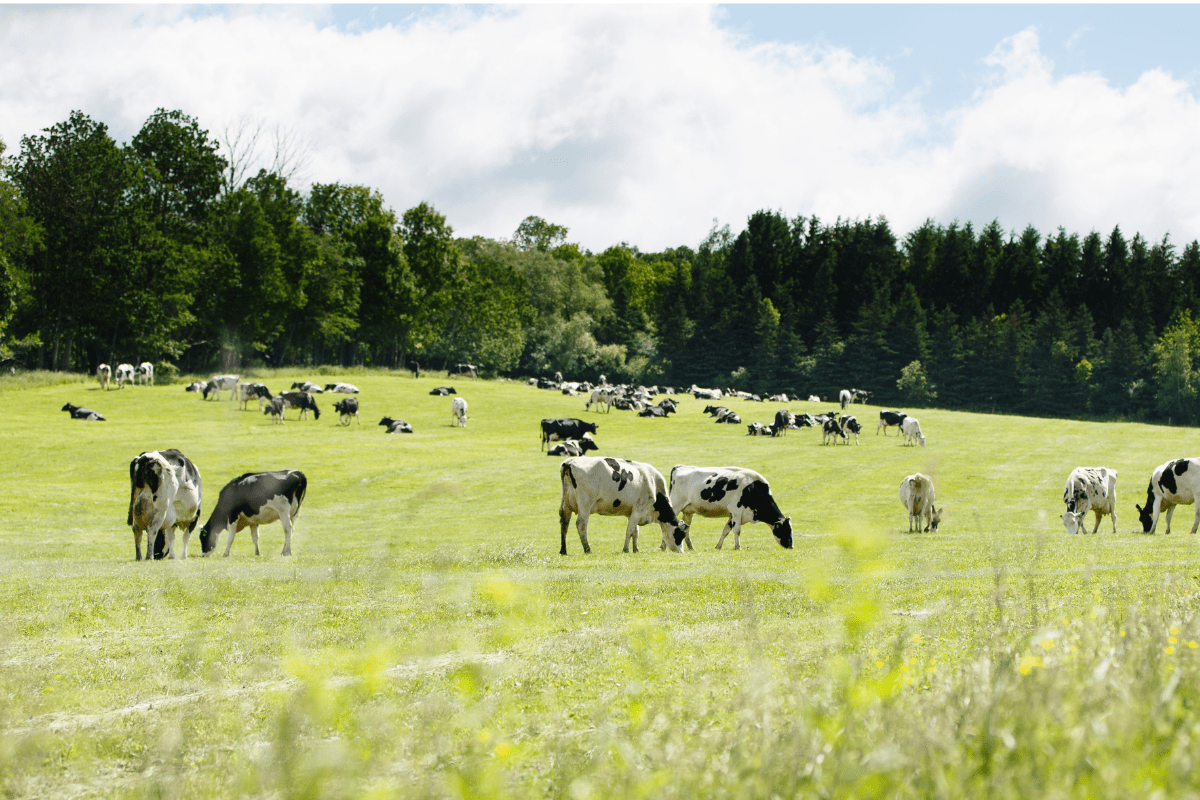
(3, 371), (1200, 798)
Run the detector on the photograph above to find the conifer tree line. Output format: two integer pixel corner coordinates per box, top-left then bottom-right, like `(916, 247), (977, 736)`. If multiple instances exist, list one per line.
(2, 108), (1200, 423)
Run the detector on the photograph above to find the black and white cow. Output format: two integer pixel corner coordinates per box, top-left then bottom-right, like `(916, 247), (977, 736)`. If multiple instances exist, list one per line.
(185, 382), (207, 394)
(238, 383), (272, 411)
(448, 363), (478, 379)
(657, 398), (678, 414)
(541, 418), (598, 450)
(451, 396), (468, 427)
(668, 465), (793, 550)
(716, 410), (741, 424)
(430, 386), (456, 396)
(137, 361), (155, 386)
(839, 415), (862, 444)
(851, 388), (870, 404)
(899, 473), (941, 532)
(324, 382), (359, 394)
(97, 363), (111, 390)
(199, 470), (307, 557)
(291, 381), (324, 393)
(115, 363), (135, 389)
(547, 434), (598, 456)
(127, 449), (203, 560)
(379, 416), (413, 434)
(334, 396), (360, 425)
(839, 389), (851, 409)
(1137, 458), (1200, 534)
(1062, 467), (1118, 535)
(264, 396), (285, 424)
(746, 422), (769, 436)
(877, 410), (908, 436)
(901, 417), (926, 447)
(690, 386), (723, 400)
(821, 417), (847, 445)
(558, 456), (688, 554)
(279, 391), (321, 420)
(205, 374), (240, 400)
(772, 409), (794, 436)
(807, 395), (821, 403)
(638, 406), (668, 418)
(586, 387), (614, 412)
(62, 402), (105, 421)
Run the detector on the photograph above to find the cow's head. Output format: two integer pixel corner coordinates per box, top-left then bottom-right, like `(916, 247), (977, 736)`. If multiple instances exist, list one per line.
(198, 523), (217, 555)
(1061, 510), (1084, 535)
(772, 517), (794, 549)
(929, 507), (942, 532)
(1136, 481), (1157, 531)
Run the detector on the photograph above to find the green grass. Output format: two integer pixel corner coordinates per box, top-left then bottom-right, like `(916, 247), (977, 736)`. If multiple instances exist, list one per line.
(4, 373), (1200, 798)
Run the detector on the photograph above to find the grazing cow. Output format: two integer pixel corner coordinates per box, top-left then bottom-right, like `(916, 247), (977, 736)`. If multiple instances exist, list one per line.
(451, 397), (468, 427)
(541, 418), (598, 450)
(127, 449), (202, 560)
(185, 382), (206, 393)
(839, 415), (862, 444)
(449, 363), (478, 379)
(137, 361), (154, 386)
(205, 374), (240, 400)
(238, 383), (272, 411)
(1136, 458), (1200, 534)
(115, 363), (135, 389)
(334, 397), (360, 425)
(279, 391), (321, 420)
(807, 395), (820, 403)
(199, 470), (307, 557)
(430, 386), (456, 396)
(62, 402), (105, 421)
(547, 434), (598, 456)
(668, 465), (793, 550)
(290, 381), (324, 393)
(900, 417), (926, 447)
(839, 389), (851, 409)
(899, 473), (941, 532)
(639, 406), (668, 418)
(586, 387), (613, 413)
(877, 410), (908, 436)
(1062, 467), (1118, 535)
(822, 417), (847, 445)
(379, 416), (414, 434)
(97, 363), (111, 390)
(264, 396), (285, 424)
(324, 382), (359, 394)
(558, 456), (688, 554)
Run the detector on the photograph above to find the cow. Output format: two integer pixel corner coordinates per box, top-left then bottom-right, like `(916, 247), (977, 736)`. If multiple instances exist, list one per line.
(839, 389), (851, 409)
(430, 386), (456, 396)
(899, 473), (941, 532)
(205, 374), (240, 400)
(62, 402), (105, 421)
(198, 470), (307, 557)
(901, 417), (926, 447)
(1136, 458), (1200, 534)
(772, 409), (794, 436)
(115, 363), (135, 389)
(840, 415), (862, 444)
(821, 417), (847, 445)
(586, 387), (614, 413)
(451, 397), (468, 427)
(324, 382), (359, 394)
(379, 416), (414, 434)
(851, 388), (870, 404)
(1062, 467), (1118, 535)
(767, 394), (789, 403)
(137, 361), (154, 386)
(558, 456), (688, 554)
(638, 406), (668, 418)
(877, 410), (908, 436)
(541, 418), (598, 450)
(746, 422), (769, 436)
(291, 381), (324, 393)
(657, 399), (678, 414)
(127, 449), (202, 560)
(598, 374), (607, 385)
(238, 383), (272, 411)
(264, 396), (285, 424)
(334, 397), (360, 425)
(690, 386), (723, 400)
(449, 363), (478, 379)
(716, 410), (741, 424)
(279, 391), (321, 420)
(97, 363), (111, 390)
(185, 382), (207, 393)
(547, 434), (598, 457)
(668, 465), (793, 550)
(807, 395), (820, 403)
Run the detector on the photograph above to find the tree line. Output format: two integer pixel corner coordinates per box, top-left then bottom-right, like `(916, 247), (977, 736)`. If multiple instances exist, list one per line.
(2, 108), (1200, 423)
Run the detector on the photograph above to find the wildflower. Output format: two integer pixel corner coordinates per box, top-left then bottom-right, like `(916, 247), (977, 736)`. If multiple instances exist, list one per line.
(875, 661), (884, 669)
(478, 729), (492, 743)
(1169, 636), (1178, 645)
(495, 744), (513, 757)
(1171, 626), (1180, 635)
(1166, 646), (1176, 655)
(1041, 638), (1054, 650)
(1189, 641), (1198, 650)
(912, 634), (922, 643)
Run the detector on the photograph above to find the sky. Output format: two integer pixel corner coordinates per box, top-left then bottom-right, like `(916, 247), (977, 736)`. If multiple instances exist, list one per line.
(3, 4), (1200, 253)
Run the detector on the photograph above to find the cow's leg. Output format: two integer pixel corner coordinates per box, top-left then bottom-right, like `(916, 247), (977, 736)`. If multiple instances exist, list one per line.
(1190, 504), (1200, 535)
(134, 529), (144, 561)
(622, 518), (640, 553)
(1091, 510), (1103, 535)
(249, 525), (261, 556)
(559, 507), (572, 555)
(714, 518), (735, 549)
(279, 516), (294, 556)
(164, 528), (178, 559)
(222, 529), (236, 557)
(181, 528), (192, 559)
(576, 511), (591, 554)
(683, 512), (694, 550)
(1164, 504), (1176, 534)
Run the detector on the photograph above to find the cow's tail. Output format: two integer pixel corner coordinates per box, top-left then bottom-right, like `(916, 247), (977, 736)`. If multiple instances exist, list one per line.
(668, 465), (683, 493)
(560, 461), (578, 491)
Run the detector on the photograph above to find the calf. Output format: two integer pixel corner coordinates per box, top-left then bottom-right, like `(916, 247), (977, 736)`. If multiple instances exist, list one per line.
(430, 386), (456, 396)
(1062, 467), (1118, 535)
(334, 397), (360, 425)
(205, 374), (240, 400)
(379, 416), (413, 434)
(62, 402), (105, 421)
(558, 456), (688, 554)
(1136, 458), (1200, 534)
(821, 417), (846, 445)
(586, 387), (613, 412)
(668, 465), (793, 550)
(264, 396), (286, 424)
(541, 418), (598, 450)
(115, 363), (135, 389)
(451, 396), (468, 427)
(547, 434), (598, 456)
(877, 410), (907, 436)
(127, 449), (202, 560)
(324, 382), (359, 394)
(137, 361), (155, 386)
(291, 381), (324, 393)
(279, 391), (321, 420)
(901, 417), (926, 447)
(840, 415), (862, 444)
(199, 470), (307, 557)
(97, 363), (111, 390)
(238, 382), (272, 411)
(899, 473), (941, 532)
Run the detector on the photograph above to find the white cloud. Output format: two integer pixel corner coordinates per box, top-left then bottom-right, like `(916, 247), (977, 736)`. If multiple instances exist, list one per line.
(2, 8), (1199, 251)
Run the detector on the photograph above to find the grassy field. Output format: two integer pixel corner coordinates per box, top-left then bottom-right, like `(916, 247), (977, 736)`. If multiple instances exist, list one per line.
(4, 370), (1200, 798)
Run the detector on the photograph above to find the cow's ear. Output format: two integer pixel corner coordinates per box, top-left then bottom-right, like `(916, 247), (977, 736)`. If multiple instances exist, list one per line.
(1135, 503), (1142, 513)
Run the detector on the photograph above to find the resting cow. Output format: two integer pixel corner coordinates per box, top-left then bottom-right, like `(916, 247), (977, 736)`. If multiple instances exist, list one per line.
(558, 456), (688, 554)
(379, 416), (413, 434)
(127, 449), (203, 560)
(62, 402), (105, 421)
(668, 465), (793, 550)
(1137, 458), (1200, 534)
(324, 382), (359, 394)
(900, 473), (941, 532)
(546, 434), (598, 456)
(430, 386), (456, 396)
(1062, 467), (1118, 535)
(199, 470), (307, 556)
(291, 381), (324, 393)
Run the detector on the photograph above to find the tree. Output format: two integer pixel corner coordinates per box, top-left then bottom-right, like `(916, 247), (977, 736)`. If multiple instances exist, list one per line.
(513, 215), (568, 252)
(398, 202), (463, 369)
(897, 360), (937, 406)
(1152, 314), (1200, 423)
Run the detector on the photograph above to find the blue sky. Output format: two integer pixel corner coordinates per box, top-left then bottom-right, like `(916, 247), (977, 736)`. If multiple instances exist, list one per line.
(4, 4), (1200, 250)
